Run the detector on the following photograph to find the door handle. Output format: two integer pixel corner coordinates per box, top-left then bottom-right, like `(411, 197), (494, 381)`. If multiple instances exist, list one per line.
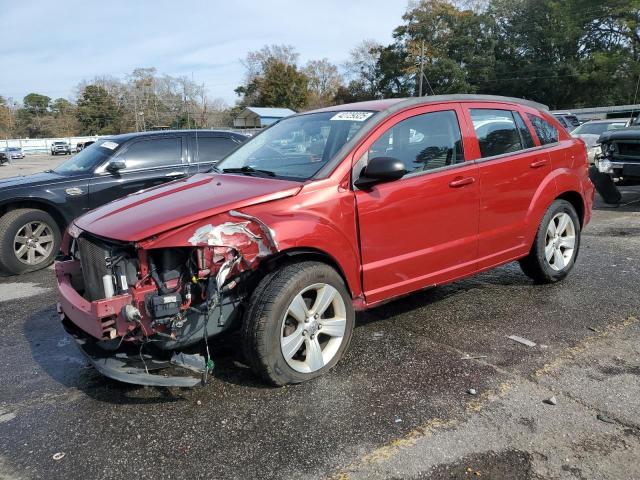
(165, 171), (185, 177)
(449, 176), (475, 188)
(530, 159), (548, 168)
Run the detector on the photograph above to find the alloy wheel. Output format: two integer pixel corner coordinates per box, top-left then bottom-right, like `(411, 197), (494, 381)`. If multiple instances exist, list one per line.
(545, 212), (576, 271)
(13, 221), (55, 265)
(280, 282), (347, 373)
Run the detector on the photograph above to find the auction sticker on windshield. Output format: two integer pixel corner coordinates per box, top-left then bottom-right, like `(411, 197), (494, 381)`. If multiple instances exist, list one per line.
(100, 141), (119, 150)
(330, 111), (374, 122)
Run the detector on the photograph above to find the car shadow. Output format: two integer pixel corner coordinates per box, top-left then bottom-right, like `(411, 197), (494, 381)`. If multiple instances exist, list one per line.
(357, 263), (533, 328)
(22, 305), (274, 404)
(594, 185), (640, 212)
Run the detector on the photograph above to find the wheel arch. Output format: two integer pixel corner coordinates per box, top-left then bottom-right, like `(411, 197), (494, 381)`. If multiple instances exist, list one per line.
(0, 199), (67, 233)
(555, 190), (585, 226)
(262, 247), (354, 298)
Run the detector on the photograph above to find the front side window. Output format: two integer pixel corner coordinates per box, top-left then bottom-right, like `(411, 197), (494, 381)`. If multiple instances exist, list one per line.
(367, 110), (465, 174)
(470, 109), (523, 158)
(527, 114), (559, 145)
(118, 137), (182, 170)
(217, 111), (375, 180)
(193, 137), (239, 163)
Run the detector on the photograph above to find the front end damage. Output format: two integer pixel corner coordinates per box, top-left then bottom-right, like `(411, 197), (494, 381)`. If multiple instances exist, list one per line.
(55, 210), (278, 387)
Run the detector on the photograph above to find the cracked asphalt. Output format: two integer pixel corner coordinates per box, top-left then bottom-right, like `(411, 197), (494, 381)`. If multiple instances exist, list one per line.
(0, 187), (639, 480)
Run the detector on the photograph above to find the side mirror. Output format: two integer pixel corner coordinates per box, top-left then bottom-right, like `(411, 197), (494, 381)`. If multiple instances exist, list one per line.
(354, 156), (407, 188)
(106, 160), (126, 173)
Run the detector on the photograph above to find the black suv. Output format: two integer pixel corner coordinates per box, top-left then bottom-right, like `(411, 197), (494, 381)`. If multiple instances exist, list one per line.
(0, 129), (246, 274)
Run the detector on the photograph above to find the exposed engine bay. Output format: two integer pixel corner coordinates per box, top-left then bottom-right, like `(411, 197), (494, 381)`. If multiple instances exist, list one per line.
(55, 210), (279, 386)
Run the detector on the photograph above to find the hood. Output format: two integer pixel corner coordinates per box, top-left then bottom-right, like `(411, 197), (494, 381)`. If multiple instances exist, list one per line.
(75, 173), (302, 242)
(599, 127), (640, 143)
(0, 171), (70, 191)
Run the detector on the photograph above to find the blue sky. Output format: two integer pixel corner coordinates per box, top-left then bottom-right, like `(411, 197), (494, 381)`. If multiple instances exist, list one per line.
(0, 0), (408, 105)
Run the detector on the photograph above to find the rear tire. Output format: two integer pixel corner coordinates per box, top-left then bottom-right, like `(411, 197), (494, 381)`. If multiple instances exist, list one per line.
(589, 166), (621, 204)
(0, 209), (61, 275)
(242, 261), (355, 386)
(519, 200), (581, 283)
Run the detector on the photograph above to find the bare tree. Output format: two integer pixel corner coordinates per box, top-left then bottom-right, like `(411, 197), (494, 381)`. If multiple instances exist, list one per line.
(303, 58), (343, 108)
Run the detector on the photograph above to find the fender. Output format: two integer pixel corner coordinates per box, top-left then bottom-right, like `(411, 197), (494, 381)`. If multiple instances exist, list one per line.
(241, 190), (363, 299)
(0, 196), (73, 227)
(523, 168), (584, 246)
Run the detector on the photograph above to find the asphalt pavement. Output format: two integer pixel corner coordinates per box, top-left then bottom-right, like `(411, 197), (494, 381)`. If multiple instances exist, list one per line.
(0, 180), (639, 480)
(0, 154), (66, 179)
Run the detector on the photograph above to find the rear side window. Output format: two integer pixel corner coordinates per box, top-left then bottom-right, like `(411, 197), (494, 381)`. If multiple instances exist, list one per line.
(527, 114), (558, 145)
(513, 112), (535, 148)
(367, 110), (465, 174)
(470, 109), (523, 158)
(193, 136), (239, 163)
(119, 137), (183, 170)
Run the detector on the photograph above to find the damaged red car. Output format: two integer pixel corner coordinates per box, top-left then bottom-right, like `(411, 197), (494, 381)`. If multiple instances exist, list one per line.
(55, 95), (594, 387)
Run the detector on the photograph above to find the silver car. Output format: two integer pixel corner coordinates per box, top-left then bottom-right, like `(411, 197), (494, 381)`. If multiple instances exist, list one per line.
(5, 147), (25, 160)
(571, 119), (628, 164)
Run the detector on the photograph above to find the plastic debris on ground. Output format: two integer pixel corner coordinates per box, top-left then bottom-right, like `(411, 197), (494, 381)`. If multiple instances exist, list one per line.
(507, 335), (537, 347)
(461, 354), (487, 360)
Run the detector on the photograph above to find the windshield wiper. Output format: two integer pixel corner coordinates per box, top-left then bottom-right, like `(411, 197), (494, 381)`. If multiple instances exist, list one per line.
(207, 164), (222, 173)
(222, 166), (276, 177)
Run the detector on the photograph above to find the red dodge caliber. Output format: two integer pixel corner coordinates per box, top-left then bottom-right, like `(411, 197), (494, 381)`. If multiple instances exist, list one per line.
(55, 95), (594, 387)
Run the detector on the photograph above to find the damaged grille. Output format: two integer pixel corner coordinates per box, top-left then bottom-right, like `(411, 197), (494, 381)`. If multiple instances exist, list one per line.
(616, 142), (640, 159)
(77, 236), (111, 301)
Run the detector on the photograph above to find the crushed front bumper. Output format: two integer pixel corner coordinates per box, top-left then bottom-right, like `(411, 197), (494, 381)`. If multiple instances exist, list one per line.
(61, 319), (204, 387)
(56, 259), (207, 387)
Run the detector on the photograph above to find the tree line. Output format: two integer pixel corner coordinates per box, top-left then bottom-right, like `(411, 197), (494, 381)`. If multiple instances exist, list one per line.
(2, 0), (639, 139)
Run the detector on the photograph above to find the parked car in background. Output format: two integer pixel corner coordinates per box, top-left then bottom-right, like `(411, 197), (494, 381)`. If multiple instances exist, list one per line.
(77, 141), (95, 152)
(0, 151), (9, 165)
(0, 129), (247, 275)
(51, 141), (71, 155)
(553, 112), (581, 130)
(571, 119), (628, 164)
(5, 147), (25, 160)
(55, 95), (593, 387)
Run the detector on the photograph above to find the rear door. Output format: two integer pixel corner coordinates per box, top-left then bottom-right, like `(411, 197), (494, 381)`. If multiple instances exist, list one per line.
(88, 134), (187, 209)
(354, 104), (480, 304)
(187, 133), (244, 174)
(461, 103), (552, 268)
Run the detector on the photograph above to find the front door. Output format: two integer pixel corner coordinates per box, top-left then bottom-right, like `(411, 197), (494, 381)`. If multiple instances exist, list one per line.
(88, 135), (187, 209)
(354, 105), (480, 305)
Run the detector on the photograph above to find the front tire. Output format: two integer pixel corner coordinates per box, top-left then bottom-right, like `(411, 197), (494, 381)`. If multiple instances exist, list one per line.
(519, 200), (581, 283)
(242, 261), (355, 386)
(0, 209), (61, 275)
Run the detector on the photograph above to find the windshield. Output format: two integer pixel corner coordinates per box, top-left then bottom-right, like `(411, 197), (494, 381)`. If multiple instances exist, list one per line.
(572, 121), (627, 136)
(54, 141), (115, 174)
(216, 111), (376, 180)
